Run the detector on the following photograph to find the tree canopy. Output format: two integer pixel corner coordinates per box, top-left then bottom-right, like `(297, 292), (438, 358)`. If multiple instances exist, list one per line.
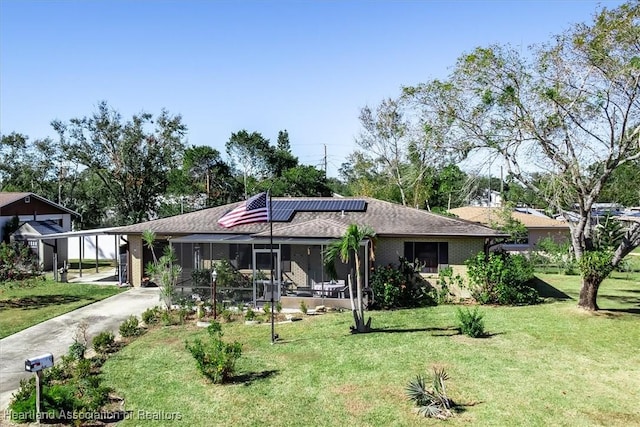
(403, 0), (640, 310)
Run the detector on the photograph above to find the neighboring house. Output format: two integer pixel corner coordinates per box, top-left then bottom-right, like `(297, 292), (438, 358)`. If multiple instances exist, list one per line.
(448, 206), (570, 252)
(469, 190), (503, 208)
(0, 192), (78, 270)
(111, 196), (504, 307)
(619, 211), (640, 224)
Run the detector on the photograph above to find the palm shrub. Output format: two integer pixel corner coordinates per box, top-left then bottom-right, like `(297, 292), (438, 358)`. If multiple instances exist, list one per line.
(456, 307), (486, 338)
(185, 321), (242, 384)
(405, 368), (454, 419)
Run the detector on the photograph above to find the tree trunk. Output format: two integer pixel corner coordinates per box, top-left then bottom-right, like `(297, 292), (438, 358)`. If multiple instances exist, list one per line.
(355, 257), (370, 333)
(577, 276), (601, 311)
(347, 274), (359, 329)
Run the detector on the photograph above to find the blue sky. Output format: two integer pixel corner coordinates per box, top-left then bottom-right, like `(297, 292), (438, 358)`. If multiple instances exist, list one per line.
(0, 0), (622, 177)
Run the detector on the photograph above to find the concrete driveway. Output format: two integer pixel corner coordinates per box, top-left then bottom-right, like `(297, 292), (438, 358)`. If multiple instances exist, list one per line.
(0, 287), (161, 411)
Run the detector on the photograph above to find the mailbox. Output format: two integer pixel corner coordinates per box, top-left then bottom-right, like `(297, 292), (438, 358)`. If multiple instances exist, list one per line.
(25, 353), (54, 372)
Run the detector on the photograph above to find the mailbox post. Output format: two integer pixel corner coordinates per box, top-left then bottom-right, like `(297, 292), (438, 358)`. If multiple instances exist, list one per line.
(25, 353), (54, 421)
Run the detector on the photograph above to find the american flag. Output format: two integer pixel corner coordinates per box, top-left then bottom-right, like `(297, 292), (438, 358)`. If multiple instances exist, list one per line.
(217, 192), (270, 228)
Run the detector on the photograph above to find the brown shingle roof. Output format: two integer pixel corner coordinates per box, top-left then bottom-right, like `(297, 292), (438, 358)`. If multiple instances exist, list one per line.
(0, 192), (32, 207)
(113, 197), (504, 238)
(0, 192), (79, 215)
(449, 206), (569, 229)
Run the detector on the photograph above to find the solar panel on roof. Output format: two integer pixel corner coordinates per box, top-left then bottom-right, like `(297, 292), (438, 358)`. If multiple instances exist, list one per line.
(269, 199), (366, 222)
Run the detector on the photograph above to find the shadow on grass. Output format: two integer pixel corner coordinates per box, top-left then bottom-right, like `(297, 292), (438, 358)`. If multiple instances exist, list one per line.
(228, 369), (279, 385)
(600, 294), (640, 304)
(601, 307), (640, 315)
(370, 326), (461, 336)
(473, 332), (503, 339)
(0, 294), (86, 310)
(452, 400), (483, 415)
(531, 277), (573, 301)
(596, 292), (640, 315)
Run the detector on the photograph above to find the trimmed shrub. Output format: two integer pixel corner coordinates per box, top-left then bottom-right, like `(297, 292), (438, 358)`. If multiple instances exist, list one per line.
(370, 257), (436, 309)
(0, 241), (41, 281)
(466, 251), (539, 305)
(8, 354), (112, 423)
(245, 306), (256, 321)
(185, 321), (242, 383)
(68, 341), (86, 360)
(142, 306), (161, 325)
(92, 331), (115, 354)
(119, 315), (141, 338)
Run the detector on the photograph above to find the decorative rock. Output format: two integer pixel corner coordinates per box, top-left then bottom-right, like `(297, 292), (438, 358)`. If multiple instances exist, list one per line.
(315, 305), (326, 312)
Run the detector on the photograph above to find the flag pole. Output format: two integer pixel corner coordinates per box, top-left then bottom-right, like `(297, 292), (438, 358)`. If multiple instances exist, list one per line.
(269, 191), (276, 344)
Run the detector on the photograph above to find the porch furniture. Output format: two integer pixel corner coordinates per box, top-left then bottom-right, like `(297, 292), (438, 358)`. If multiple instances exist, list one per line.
(312, 281), (346, 298)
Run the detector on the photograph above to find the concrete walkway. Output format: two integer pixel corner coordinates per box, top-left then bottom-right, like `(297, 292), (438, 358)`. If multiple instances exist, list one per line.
(0, 287), (161, 411)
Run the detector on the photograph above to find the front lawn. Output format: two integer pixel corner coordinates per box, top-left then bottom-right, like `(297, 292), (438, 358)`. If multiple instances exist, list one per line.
(101, 273), (640, 426)
(0, 279), (124, 338)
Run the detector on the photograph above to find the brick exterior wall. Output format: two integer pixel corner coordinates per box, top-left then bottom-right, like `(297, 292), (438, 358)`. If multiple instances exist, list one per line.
(375, 237), (484, 268)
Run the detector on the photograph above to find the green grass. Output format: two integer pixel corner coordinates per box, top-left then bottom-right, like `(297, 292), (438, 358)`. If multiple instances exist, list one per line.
(0, 279), (124, 338)
(101, 273), (640, 427)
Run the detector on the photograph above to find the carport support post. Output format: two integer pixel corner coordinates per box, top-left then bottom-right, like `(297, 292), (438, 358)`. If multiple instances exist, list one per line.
(53, 252), (58, 282)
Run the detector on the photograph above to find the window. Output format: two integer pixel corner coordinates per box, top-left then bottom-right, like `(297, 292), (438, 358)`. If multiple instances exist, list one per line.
(404, 242), (449, 273)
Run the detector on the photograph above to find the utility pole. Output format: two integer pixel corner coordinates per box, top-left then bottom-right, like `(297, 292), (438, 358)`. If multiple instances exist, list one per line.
(324, 144), (327, 179)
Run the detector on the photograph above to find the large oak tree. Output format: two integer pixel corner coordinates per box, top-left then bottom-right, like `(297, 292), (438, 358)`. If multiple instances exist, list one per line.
(404, 1), (640, 310)
(53, 101), (187, 225)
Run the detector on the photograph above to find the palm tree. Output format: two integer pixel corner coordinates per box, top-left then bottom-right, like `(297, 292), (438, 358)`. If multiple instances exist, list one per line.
(142, 230), (182, 309)
(324, 224), (376, 333)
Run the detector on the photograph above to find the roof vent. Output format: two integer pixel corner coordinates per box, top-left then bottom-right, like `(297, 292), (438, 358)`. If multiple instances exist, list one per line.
(25, 196), (30, 203)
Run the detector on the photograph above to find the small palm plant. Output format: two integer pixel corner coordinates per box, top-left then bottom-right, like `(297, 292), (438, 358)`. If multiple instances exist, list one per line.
(405, 368), (454, 419)
(143, 230), (182, 309)
(456, 307), (486, 338)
